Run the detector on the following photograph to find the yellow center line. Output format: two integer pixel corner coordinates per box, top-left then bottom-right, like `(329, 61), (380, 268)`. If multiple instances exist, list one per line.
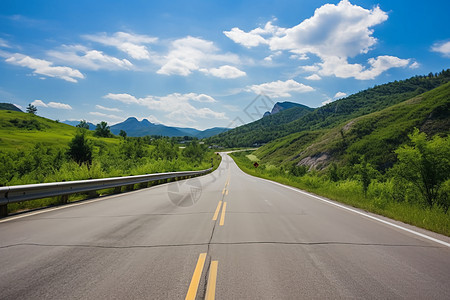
(225, 190), (229, 196)
(205, 261), (218, 300)
(212, 201), (222, 221)
(185, 253), (207, 300)
(219, 202), (227, 226)
(222, 188), (226, 195)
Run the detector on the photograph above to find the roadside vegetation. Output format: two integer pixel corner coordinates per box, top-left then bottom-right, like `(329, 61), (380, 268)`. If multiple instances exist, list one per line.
(0, 111), (220, 213)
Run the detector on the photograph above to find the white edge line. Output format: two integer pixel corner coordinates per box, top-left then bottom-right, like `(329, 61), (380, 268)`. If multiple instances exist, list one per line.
(248, 172), (450, 248)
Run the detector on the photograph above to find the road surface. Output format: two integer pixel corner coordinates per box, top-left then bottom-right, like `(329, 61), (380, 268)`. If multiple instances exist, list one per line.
(1, 153), (449, 299)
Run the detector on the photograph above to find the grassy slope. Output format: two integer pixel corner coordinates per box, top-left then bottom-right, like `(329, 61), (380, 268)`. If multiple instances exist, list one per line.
(210, 72), (450, 147)
(0, 110), (119, 152)
(254, 81), (450, 170)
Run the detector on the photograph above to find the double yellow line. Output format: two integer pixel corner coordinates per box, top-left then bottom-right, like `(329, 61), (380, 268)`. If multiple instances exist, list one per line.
(186, 175), (231, 299)
(185, 253), (219, 300)
(215, 176), (230, 226)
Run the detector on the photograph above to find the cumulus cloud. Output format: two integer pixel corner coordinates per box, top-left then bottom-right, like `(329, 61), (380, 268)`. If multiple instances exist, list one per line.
(104, 92), (226, 123)
(305, 74), (321, 80)
(83, 31), (157, 60)
(223, 21), (284, 48)
(31, 99), (72, 109)
(225, 0), (411, 80)
(95, 105), (122, 112)
(334, 92), (347, 99)
(431, 41), (450, 57)
(247, 79), (314, 98)
(48, 45), (133, 70)
(157, 36), (240, 76)
(5, 53), (84, 82)
(200, 65), (246, 78)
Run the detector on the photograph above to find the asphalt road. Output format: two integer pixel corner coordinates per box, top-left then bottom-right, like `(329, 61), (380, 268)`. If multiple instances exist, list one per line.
(1, 153), (449, 299)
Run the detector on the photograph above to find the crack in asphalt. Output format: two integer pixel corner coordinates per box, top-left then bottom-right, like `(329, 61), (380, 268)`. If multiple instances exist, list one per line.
(0, 241), (441, 250)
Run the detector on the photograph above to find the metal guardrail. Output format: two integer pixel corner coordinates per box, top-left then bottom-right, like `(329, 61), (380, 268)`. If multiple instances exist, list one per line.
(0, 168), (212, 217)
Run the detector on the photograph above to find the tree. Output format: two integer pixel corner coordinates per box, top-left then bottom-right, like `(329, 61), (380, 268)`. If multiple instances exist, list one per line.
(152, 138), (178, 160)
(94, 121), (112, 138)
(76, 120), (90, 130)
(119, 130), (127, 138)
(26, 104), (37, 115)
(393, 129), (450, 207)
(67, 131), (92, 165)
(183, 140), (206, 162)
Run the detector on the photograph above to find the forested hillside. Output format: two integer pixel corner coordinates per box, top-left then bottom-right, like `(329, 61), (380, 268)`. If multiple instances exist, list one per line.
(254, 81), (450, 171)
(207, 104), (313, 146)
(210, 70), (450, 147)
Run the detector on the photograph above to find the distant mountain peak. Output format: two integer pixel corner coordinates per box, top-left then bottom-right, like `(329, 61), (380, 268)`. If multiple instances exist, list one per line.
(263, 101), (308, 117)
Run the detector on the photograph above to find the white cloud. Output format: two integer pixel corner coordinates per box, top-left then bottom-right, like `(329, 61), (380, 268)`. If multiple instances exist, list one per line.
(334, 92), (347, 99)
(431, 41), (450, 57)
(305, 74), (321, 80)
(48, 45), (133, 70)
(200, 65), (246, 78)
(223, 27), (268, 48)
(0, 38), (11, 48)
(31, 100), (47, 107)
(89, 111), (123, 120)
(5, 53), (84, 82)
(147, 115), (162, 124)
(31, 99), (72, 109)
(322, 98), (333, 106)
(247, 79), (314, 98)
(83, 32), (157, 60)
(317, 55), (410, 80)
(104, 92), (226, 123)
(409, 61), (420, 69)
(223, 21), (285, 48)
(226, 1), (411, 80)
(95, 105), (122, 112)
(157, 36), (240, 76)
(269, 0), (388, 58)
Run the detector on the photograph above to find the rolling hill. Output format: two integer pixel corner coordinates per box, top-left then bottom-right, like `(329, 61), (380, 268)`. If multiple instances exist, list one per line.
(253, 80), (450, 171)
(0, 110), (119, 152)
(209, 70), (450, 147)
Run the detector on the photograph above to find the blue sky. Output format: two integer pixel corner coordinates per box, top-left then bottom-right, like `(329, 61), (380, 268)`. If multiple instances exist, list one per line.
(0, 0), (449, 130)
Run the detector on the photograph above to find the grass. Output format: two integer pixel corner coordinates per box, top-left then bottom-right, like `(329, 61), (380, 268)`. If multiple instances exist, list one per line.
(0, 110), (120, 152)
(231, 151), (450, 237)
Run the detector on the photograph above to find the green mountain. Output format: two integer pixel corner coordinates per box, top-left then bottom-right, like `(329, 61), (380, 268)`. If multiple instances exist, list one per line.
(0, 103), (22, 112)
(209, 70), (450, 147)
(208, 103), (313, 146)
(254, 81), (450, 171)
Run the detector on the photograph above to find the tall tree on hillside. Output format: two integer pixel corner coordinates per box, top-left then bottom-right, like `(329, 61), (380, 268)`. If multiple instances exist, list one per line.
(26, 104), (37, 115)
(67, 131), (92, 165)
(76, 120), (90, 130)
(119, 130), (127, 138)
(94, 121), (112, 138)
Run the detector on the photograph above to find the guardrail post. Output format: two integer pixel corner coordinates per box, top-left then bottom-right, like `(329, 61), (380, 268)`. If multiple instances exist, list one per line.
(59, 194), (69, 204)
(0, 204), (7, 217)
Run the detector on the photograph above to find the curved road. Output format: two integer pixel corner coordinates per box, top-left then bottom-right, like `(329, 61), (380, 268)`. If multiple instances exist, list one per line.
(1, 153), (449, 299)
